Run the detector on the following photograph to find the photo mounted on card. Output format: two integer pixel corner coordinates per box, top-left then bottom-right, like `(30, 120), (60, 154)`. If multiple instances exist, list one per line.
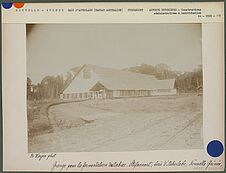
(2, 2), (224, 172)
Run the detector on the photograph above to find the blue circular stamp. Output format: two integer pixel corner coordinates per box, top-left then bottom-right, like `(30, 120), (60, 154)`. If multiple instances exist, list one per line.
(207, 140), (224, 157)
(2, 2), (13, 9)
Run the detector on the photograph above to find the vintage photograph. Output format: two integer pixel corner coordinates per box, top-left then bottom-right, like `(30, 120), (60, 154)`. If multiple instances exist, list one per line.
(27, 23), (203, 152)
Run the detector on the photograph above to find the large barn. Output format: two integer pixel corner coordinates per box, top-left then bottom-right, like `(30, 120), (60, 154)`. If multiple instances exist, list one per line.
(60, 64), (176, 99)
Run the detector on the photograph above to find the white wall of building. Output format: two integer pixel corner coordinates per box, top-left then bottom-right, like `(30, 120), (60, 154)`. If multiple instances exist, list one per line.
(63, 68), (100, 94)
(151, 89), (177, 96)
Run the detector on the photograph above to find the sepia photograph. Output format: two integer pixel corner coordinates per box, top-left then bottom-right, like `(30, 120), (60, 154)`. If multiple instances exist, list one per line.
(26, 23), (203, 152)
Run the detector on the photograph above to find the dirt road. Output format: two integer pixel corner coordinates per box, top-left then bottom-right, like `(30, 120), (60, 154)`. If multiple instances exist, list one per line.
(28, 95), (203, 152)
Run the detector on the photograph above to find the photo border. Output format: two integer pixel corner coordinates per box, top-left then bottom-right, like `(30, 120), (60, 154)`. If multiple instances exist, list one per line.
(1, 0), (224, 172)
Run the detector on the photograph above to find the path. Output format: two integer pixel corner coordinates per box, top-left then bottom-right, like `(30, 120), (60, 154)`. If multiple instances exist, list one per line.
(28, 95), (203, 152)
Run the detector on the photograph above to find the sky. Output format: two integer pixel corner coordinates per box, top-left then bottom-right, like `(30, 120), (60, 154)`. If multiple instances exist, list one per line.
(27, 23), (202, 84)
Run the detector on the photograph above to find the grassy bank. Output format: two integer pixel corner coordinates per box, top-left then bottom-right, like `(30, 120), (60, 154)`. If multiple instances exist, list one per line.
(27, 100), (53, 136)
(27, 99), (87, 137)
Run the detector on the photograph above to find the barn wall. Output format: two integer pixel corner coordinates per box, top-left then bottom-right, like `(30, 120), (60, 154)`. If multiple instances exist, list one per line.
(106, 90), (113, 98)
(112, 89), (177, 98)
(113, 90), (120, 97)
(63, 67), (100, 94)
(151, 89), (177, 96)
(61, 88), (177, 100)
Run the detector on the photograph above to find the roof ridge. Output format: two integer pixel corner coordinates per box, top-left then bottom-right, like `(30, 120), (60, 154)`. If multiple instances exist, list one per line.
(84, 64), (157, 79)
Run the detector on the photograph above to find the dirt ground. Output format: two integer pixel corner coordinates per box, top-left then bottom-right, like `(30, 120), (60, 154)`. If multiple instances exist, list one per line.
(28, 94), (203, 152)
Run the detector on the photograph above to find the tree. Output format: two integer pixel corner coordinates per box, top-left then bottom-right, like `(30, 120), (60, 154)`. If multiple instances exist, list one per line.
(27, 77), (32, 100)
(155, 63), (172, 79)
(124, 63), (203, 93)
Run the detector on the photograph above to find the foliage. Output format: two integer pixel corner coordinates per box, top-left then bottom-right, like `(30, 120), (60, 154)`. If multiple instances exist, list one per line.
(124, 63), (203, 93)
(27, 66), (81, 101)
(27, 64), (203, 100)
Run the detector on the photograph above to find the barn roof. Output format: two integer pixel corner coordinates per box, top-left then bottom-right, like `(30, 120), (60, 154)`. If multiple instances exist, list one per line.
(87, 64), (157, 80)
(85, 64), (175, 91)
(91, 78), (175, 91)
(62, 64), (175, 92)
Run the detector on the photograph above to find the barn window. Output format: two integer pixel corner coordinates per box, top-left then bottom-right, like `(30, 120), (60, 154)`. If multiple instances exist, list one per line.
(83, 68), (91, 79)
